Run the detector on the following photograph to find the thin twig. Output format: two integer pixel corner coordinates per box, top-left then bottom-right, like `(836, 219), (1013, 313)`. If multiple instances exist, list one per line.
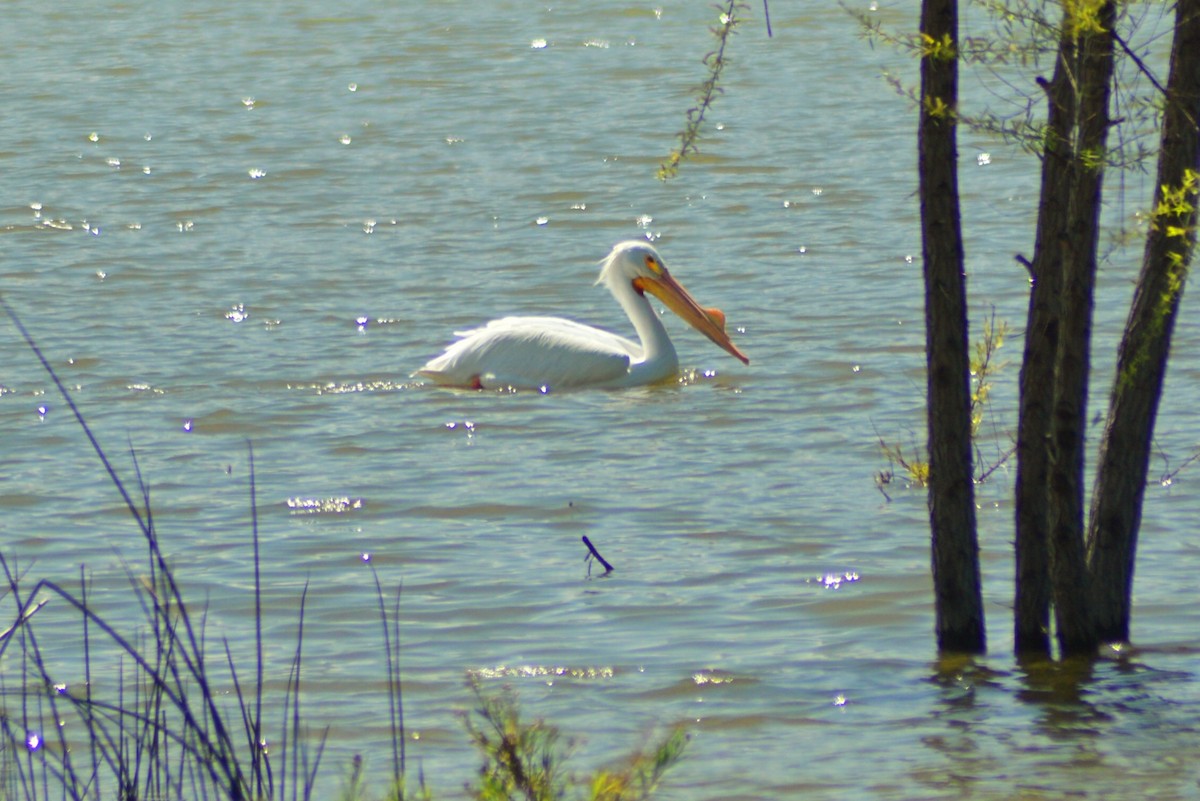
(1113, 30), (1167, 98)
(582, 536), (614, 575)
(658, 0), (745, 179)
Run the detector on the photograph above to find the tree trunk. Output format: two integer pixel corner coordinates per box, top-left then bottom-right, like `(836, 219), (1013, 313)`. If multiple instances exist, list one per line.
(919, 0), (986, 654)
(1087, 0), (1200, 642)
(1012, 35), (1075, 659)
(1044, 1), (1117, 657)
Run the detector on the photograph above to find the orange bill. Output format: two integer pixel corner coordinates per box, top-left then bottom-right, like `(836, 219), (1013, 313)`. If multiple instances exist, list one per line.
(634, 273), (750, 365)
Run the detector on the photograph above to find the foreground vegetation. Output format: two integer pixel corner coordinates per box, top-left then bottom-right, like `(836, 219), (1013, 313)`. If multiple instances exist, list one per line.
(0, 303), (686, 800)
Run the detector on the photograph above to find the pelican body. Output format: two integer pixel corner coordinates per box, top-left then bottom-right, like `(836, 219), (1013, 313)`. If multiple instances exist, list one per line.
(417, 241), (749, 390)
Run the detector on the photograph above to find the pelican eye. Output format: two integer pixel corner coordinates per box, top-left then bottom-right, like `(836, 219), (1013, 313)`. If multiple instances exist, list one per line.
(644, 254), (662, 274)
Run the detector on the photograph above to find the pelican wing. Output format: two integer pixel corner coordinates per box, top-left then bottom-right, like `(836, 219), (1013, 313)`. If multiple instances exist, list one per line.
(417, 316), (640, 390)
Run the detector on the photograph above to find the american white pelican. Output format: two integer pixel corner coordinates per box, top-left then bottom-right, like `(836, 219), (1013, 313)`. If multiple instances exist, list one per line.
(416, 241), (749, 390)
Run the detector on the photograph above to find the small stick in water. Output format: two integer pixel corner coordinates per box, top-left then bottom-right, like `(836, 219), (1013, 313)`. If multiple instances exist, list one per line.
(582, 536), (614, 576)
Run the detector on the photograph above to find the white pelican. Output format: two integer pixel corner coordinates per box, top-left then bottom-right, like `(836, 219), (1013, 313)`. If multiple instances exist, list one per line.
(416, 241), (749, 390)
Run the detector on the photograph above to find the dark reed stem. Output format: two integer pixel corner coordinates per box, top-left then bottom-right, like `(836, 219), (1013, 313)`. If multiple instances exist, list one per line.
(370, 566), (406, 785)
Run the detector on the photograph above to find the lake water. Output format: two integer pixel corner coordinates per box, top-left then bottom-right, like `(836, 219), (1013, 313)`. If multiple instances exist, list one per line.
(3, 1), (1199, 798)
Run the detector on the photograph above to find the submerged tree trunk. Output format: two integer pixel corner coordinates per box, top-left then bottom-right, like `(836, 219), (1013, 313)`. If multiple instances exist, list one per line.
(1013, 2), (1118, 658)
(1012, 33), (1075, 659)
(1087, 0), (1200, 642)
(1044, 1), (1116, 658)
(919, 0), (986, 654)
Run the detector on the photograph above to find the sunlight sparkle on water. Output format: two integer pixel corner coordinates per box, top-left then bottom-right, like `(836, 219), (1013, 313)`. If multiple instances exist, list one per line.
(692, 670), (734, 686)
(444, 421), (476, 438)
(469, 664), (614, 680)
(810, 572), (861, 590)
(286, 497), (365, 514)
(530, 38), (548, 49)
(306, 380), (411, 394)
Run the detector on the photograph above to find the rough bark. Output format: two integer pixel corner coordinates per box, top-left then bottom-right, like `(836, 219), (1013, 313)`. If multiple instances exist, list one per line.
(1012, 38), (1075, 659)
(919, 0), (986, 654)
(1087, 0), (1200, 642)
(1044, 2), (1117, 657)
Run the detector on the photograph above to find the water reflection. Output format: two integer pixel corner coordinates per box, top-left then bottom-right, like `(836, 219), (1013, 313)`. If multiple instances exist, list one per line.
(921, 650), (1200, 797)
(1014, 654), (1109, 735)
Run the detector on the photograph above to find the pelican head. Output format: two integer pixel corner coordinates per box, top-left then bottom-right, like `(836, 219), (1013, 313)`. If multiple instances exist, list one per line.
(598, 241), (750, 365)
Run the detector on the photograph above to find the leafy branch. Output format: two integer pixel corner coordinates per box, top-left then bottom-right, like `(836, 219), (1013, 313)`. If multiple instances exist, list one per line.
(658, 1), (746, 180)
(462, 678), (687, 801)
(874, 309), (1013, 501)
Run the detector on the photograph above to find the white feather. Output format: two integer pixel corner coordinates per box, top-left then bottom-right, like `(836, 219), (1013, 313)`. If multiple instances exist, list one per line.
(416, 241), (747, 390)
